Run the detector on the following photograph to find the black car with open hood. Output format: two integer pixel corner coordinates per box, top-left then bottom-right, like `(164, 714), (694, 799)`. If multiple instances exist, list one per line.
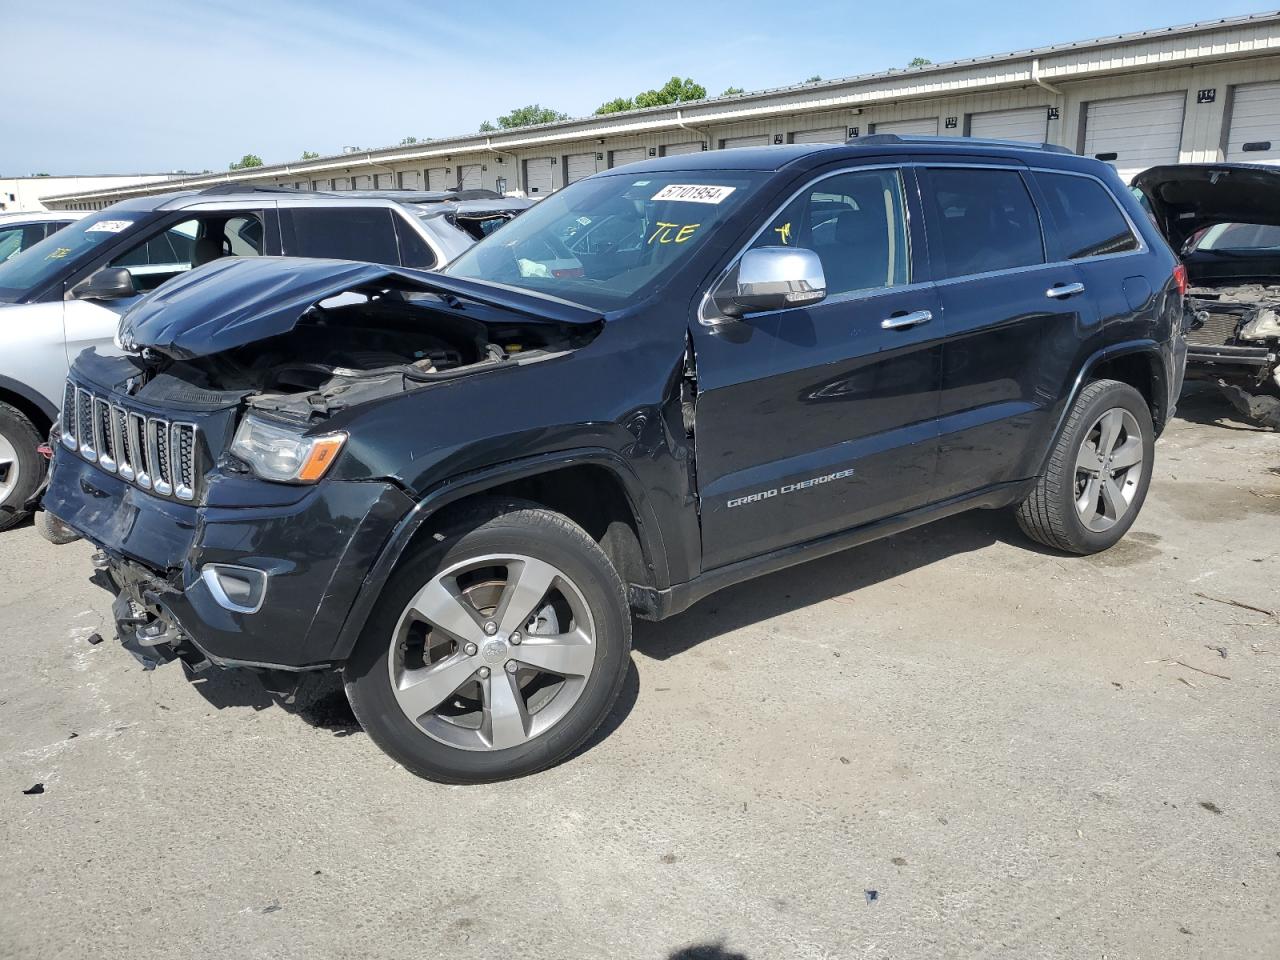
(43, 139), (1186, 783)
(1134, 163), (1280, 426)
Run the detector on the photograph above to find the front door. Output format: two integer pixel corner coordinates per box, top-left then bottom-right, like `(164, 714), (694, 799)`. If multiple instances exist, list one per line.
(692, 166), (943, 570)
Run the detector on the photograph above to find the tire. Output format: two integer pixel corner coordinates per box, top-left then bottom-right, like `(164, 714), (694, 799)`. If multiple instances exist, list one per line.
(1016, 379), (1155, 554)
(0, 401), (44, 533)
(343, 498), (631, 784)
(34, 509), (81, 545)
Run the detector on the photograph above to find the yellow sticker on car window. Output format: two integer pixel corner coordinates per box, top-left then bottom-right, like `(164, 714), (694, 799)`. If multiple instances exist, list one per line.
(46, 247), (72, 260)
(648, 222), (701, 245)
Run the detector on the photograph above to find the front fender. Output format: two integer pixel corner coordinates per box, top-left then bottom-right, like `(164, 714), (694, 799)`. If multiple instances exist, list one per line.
(323, 447), (671, 662)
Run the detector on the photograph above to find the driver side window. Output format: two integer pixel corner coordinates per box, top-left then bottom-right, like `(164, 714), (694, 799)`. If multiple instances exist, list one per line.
(753, 169), (911, 297)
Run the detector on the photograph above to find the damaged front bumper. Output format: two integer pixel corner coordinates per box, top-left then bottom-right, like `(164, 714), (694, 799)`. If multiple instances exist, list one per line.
(45, 450), (414, 670)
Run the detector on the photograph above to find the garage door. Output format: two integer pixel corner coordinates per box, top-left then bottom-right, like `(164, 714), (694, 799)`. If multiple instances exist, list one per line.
(1227, 80), (1280, 164)
(968, 107), (1048, 143)
(398, 170), (421, 189)
(565, 153), (597, 184)
(790, 126), (845, 144)
(524, 158), (554, 195)
(459, 164), (482, 190)
(610, 147), (646, 167)
(1084, 92), (1185, 183)
(312, 178), (331, 190)
(353, 175), (373, 189)
(427, 167), (449, 191)
(662, 141), (704, 156)
(720, 135), (769, 150)
(872, 117), (938, 136)
(332, 177), (351, 190)
(375, 173), (395, 189)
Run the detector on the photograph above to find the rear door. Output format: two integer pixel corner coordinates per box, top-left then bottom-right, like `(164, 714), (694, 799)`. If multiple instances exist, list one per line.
(692, 165), (943, 569)
(921, 165), (1091, 499)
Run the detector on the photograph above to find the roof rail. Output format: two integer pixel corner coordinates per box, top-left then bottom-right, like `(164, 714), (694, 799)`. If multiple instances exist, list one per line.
(196, 184), (503, 202)
(846, 133), (1075, 154)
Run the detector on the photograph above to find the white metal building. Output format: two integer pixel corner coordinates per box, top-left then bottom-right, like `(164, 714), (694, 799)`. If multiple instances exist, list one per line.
(0, 174), (174, 213)
(43, 12), (1280, 209)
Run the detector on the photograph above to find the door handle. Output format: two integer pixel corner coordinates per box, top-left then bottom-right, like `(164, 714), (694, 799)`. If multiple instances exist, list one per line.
(1046, 282), (1086, 299)
(881, 309), (933, 330)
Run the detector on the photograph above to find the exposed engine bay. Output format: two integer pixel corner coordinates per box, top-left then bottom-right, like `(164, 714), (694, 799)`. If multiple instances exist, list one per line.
(1186, 283), (1280, 428)
(154, 292), (597, 420)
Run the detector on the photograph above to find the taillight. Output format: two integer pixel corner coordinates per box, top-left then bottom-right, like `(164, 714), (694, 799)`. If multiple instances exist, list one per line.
(1172, 264), (1187, 296)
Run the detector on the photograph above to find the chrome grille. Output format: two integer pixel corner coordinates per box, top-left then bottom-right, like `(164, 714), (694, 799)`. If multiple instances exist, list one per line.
(60, 379), (199, 501)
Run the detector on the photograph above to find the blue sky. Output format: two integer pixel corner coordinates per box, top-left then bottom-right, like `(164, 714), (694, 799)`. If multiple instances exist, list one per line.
(5, 0), (1274, 175)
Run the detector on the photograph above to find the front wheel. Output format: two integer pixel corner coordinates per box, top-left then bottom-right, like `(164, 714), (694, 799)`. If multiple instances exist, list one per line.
(343, 499), (631, 783)
(0, 402), (44, 533)
(1016, 379), (1155, 554)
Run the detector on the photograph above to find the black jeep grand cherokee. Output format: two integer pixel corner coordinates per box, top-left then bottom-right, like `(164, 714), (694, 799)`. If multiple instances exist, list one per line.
(45, 136), (1186, 783)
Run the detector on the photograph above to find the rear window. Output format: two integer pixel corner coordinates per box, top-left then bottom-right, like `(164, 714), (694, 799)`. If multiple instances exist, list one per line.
(923, 168), (1044, 279)
(1036, 172), (1139, 260)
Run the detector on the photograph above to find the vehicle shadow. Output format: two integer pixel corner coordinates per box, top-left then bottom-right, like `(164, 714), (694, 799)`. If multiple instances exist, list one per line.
(634, 506), (1018, 662)
(183, 651), (643, 753)
(668, 943), (752, 960)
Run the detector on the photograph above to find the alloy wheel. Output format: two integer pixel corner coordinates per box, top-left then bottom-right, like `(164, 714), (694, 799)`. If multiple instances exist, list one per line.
(0, 432), (19, 507)
(1074, 407), (1144, 533)
(387, 553), (597, 751)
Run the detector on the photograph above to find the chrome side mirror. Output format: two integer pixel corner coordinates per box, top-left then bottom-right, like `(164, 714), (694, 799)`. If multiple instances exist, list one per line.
(724, 246), (826, 317)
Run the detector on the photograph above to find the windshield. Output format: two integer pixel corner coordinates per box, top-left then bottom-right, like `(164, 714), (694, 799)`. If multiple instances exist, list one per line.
(0, 208), (157, 302)
(1192, 222), (1280, 253)
(444, 171), (767, 309)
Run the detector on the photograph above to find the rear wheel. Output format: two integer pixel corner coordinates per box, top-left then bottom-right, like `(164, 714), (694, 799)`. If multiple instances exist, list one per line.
(0, 402), (43, 533)
(1016, 379), (1154, 554)
(343, 500), (631, 783)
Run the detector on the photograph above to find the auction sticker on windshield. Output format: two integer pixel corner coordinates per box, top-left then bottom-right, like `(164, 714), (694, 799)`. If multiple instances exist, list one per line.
(85, 220), (133, 233)
(652, 184), (737, 204)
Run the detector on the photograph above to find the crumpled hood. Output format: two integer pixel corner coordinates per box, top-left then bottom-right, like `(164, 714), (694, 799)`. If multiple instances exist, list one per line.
(118, 256), (600, 360)
(1133, 163), (1280, 253)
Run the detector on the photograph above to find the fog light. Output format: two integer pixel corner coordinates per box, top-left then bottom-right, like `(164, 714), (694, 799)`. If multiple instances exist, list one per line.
(201, 564), (268, 614)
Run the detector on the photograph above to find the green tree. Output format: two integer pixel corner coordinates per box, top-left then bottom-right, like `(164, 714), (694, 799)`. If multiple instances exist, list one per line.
(484, 104), (570, 130)
(229, 153), (263, 170)
(908, 56), (932, 67)
(804, 74), (822, 83)
(720, 86), (744, 97)
(595, 96), (635, 115)
(634, 77), (706, 109)
(301, 150), (320, 160)
(400, 136), (418, 145)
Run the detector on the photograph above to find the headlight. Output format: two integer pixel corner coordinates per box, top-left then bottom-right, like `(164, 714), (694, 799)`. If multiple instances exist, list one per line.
(230, 415), (347, 483)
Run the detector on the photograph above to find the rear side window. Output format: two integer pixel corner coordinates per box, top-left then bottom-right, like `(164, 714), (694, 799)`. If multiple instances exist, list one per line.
(392, 215), (436, 269)
(1035, 172), (1139, 259)
(923, 168), (1044, 279)
(283, 207), (400, 265)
